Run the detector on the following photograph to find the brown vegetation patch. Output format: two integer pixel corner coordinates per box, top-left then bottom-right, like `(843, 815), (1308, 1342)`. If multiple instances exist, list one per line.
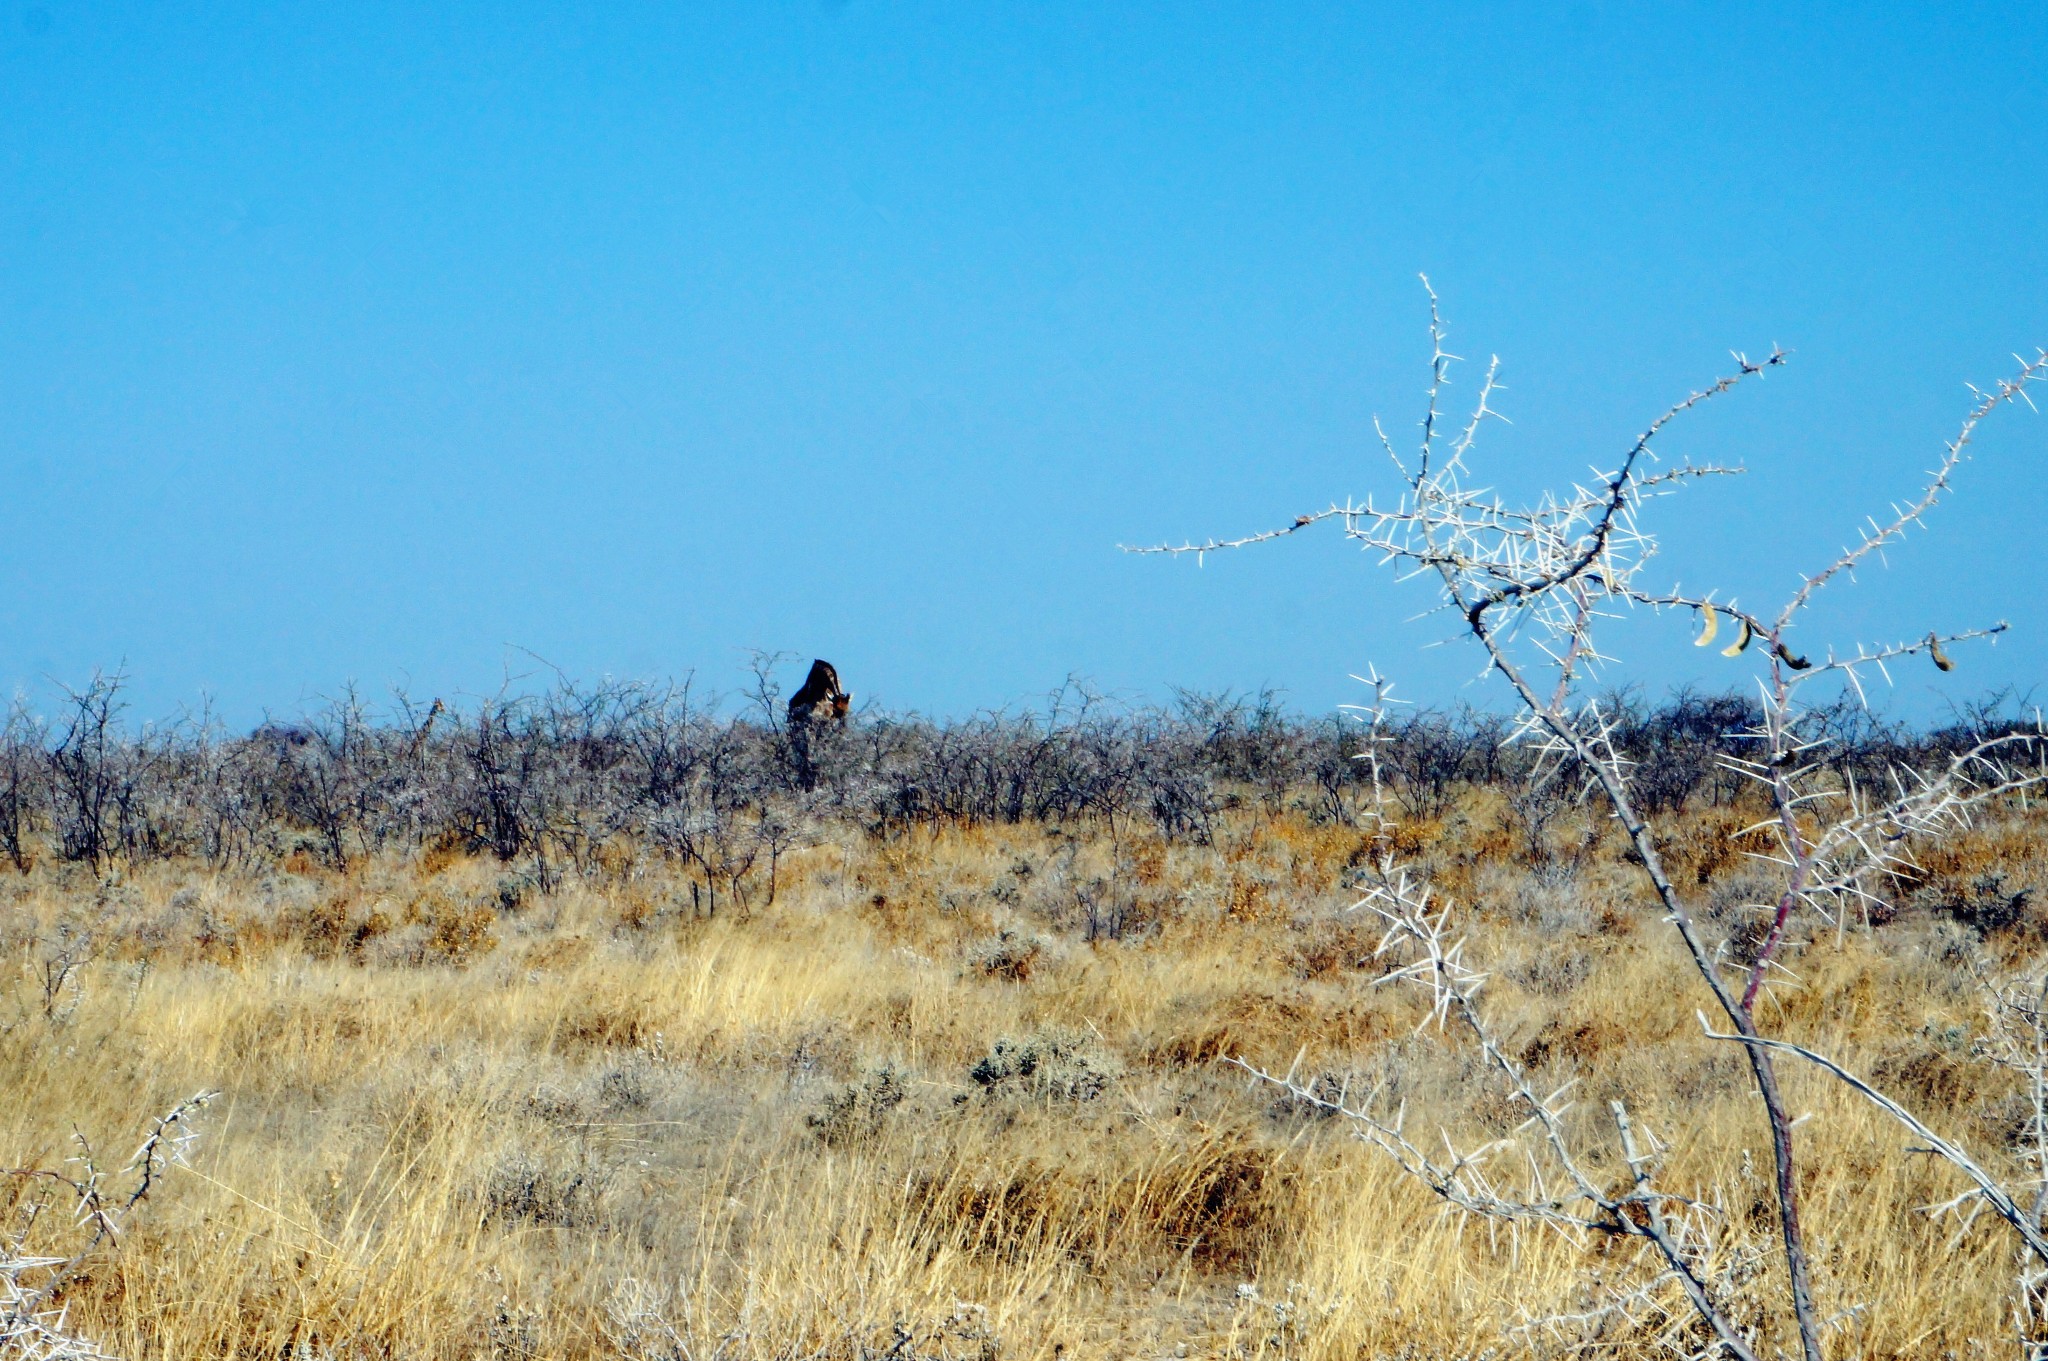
(558, 993), (658, 1052)
(1285, 914), (1373, 981)
(1520, 1017), (1633, 1071)
(401, 890), (498, 966)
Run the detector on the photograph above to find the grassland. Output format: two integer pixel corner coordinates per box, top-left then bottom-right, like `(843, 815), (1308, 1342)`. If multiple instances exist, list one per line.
(5, 788), (2047, 1359)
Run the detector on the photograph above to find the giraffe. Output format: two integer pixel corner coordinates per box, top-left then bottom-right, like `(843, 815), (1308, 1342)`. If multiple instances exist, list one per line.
(405, 698), (446, 762)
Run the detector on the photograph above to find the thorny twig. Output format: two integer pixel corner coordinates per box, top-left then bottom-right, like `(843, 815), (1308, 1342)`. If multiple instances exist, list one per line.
(1, 1091), (217, 1361)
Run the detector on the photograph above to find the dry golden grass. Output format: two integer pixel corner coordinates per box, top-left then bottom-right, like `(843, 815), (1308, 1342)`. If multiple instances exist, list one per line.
(4, 800), (2047, 1358)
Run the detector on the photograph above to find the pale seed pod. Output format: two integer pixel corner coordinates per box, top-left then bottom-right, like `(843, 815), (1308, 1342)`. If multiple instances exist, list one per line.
(1693, 604), (1720, 648)
(1929, 633), (1954, 672)
(1721, 617), (1752, 658)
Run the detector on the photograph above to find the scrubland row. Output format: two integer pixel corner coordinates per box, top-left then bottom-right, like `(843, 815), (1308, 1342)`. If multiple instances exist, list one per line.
(0, 671), (2015, 881)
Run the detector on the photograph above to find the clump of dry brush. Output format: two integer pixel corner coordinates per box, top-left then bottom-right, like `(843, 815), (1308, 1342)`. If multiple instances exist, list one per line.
(1138, 281), (2048, 1360)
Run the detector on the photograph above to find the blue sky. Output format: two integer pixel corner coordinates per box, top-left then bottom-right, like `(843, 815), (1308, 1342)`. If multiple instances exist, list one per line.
(2, 4), (2044, 722)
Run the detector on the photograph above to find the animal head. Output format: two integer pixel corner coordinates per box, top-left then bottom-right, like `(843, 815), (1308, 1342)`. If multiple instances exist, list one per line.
(788, 659), (851, 722)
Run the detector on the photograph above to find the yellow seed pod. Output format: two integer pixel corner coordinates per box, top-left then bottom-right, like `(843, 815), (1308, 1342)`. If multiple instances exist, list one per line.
(1930, 633), (1954, 672)
(1693, 604), (1720, 647)
(1721, 617), (1752, 658)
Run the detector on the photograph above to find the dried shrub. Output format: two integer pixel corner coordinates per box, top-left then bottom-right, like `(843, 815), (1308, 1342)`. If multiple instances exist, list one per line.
(404, 891), (498, 966)
(482, 1155), (602, 1228)
(806, 1065), (908, 1146)
(969, 1027), (1121, 1102)
(1284, 914), (1372, 981)
(560, 998), (656, 1052)
(1150, 1138), (1284, 1270)
(964, 927), (1046, 982)
(1917, 870), (2035, 937)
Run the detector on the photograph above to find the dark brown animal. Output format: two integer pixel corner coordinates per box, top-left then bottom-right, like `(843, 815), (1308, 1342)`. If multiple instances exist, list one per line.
(787, 659), (851, 724)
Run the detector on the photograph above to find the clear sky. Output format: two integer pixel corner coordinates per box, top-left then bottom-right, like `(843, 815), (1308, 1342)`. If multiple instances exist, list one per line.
(3, 4), (2045, 723)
